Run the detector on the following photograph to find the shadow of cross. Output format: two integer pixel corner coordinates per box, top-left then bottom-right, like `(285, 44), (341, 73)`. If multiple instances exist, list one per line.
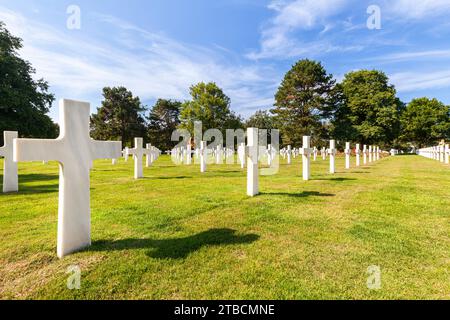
(91, 228), (260, 259)
(13, 99), (122, 258)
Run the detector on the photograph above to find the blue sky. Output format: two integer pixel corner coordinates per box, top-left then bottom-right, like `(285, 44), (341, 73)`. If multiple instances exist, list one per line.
(1, 0), (450, 122)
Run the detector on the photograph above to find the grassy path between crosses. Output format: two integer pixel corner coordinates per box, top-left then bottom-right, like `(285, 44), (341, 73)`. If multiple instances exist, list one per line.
(0, 154), (449, 299)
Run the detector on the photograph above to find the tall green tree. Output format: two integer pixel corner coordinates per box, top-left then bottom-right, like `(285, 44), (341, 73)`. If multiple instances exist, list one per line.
(272, 59), (337, 146)
(147, 99), (181, 151)
(90, 87), (147, 147)
(337, 70), (403, 147)
(0, 22), (58, 144)
(179, 82), (242, 134)
(245, 110), (276, 129)
(400, 97), (450, 147)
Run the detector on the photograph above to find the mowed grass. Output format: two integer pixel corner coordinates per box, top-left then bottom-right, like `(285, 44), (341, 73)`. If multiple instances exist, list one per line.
(0, 153), (449, 299)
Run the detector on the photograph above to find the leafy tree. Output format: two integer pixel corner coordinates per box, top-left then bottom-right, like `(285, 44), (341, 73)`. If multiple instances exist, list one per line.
(147, 99), (182, 151)
(0, 22), (58, 144)
(272, 59), (337, 147)
(400, 97), (450, 147)
(245, 110), (276, 129)
(179, 82), (242, 134)
(90, 87), (147, 147)
(337, 70), (403, 147)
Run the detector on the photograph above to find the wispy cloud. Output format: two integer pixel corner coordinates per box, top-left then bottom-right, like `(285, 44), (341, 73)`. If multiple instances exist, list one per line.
(247, 0), (354, 60)
(390, 70), (450, 92)
(388, 0), (450, 19)
(0, 7), (278, 118)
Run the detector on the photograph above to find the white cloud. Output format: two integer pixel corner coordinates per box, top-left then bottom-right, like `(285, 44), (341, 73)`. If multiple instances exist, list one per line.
(388, 0), (450, 19)
(0, 7), (278, 119)
(248, 0), (351, 59)
(390, 70), (450, 92)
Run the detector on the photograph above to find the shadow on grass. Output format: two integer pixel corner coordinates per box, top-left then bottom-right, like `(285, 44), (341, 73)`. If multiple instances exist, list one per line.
(142, 176), (192, 180)
(90, 228), (259, 259)
(260, 191), (335, 198)
(314, 177), (356, 182)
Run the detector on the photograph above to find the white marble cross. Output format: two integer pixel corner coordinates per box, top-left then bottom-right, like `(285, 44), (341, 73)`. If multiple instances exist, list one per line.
(123, 147), (129, 162)
(376, 146), (380, 161)
(146, 144), (153, 167)
(14, 99), (121, 258)
(445, 144), (449, 164)
(238, 142), (246, 169)
(267, 144), (272, 166)
(128, 138), (152, 179)
(247, 128), (259, 196)
(287, 145), (292, 164)
(186, 144), (192, 165)
(215, 145), (222, 164)
(368, 145), (373, 163)
(344, 142), (351, 169)
(200, 141), (207, 173)
(300, 136), (313, 181)
(321, 147), (327, 160)
(328, 140), (337, 174)
(363, 145), (368, 165)
(355, 144), (361, 167)
(313, 146), (317, 161)
(0, 131), (19, 193)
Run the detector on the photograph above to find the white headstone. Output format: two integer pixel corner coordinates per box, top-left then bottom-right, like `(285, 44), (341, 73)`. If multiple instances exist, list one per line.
(321, 147), (326, 160)
(345, 142), (351, 169)
(328, 140), (337, 174)
(200, 141), (207, 173)
(146, 143), (153, 167)
(112, 158), (118, 165)
(445, 144), (449, 165)
(238, 142), (246, 169)
(287, 145), (292, 164)
(123, 147), (129, 162)
(128, 138), (151, 179)
(300, 136), (313, 181)
(376, 146), (380, 161)
(355, 144), (361, 167)
(363, 145), (368, 164)
(186, 143), (192, 165)
(368, 145), (373, 163)
(14, 99), (121, 258)
(247, 128), (259, 196)
(313, 146), (317, 161)
(0, 131), (19, 193)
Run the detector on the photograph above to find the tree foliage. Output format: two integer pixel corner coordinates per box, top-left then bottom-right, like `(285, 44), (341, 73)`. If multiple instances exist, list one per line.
(272, 59), (337, 146)
(90, 87), (147, 147)
(0, 22), (58, 144)
(400, 97), (450, 147)
(336, 70), (403, 147)
(147, 99), (181, 151)
(179, 82), (243, 134)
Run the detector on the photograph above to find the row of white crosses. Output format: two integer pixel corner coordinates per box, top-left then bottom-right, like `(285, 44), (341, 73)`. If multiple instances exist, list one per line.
(417, 144), (450, 164)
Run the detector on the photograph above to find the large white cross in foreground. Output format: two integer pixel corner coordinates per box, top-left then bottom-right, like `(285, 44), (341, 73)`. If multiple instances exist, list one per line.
(0, 131), (19, 193)
(14, 99), (121, 258)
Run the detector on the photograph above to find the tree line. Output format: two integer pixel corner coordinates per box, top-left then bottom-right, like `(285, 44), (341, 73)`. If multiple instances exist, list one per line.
(1, 23), (449, 150)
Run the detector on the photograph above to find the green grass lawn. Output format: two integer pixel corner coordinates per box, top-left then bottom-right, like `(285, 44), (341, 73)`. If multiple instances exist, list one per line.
(0, 154), (449, 299)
